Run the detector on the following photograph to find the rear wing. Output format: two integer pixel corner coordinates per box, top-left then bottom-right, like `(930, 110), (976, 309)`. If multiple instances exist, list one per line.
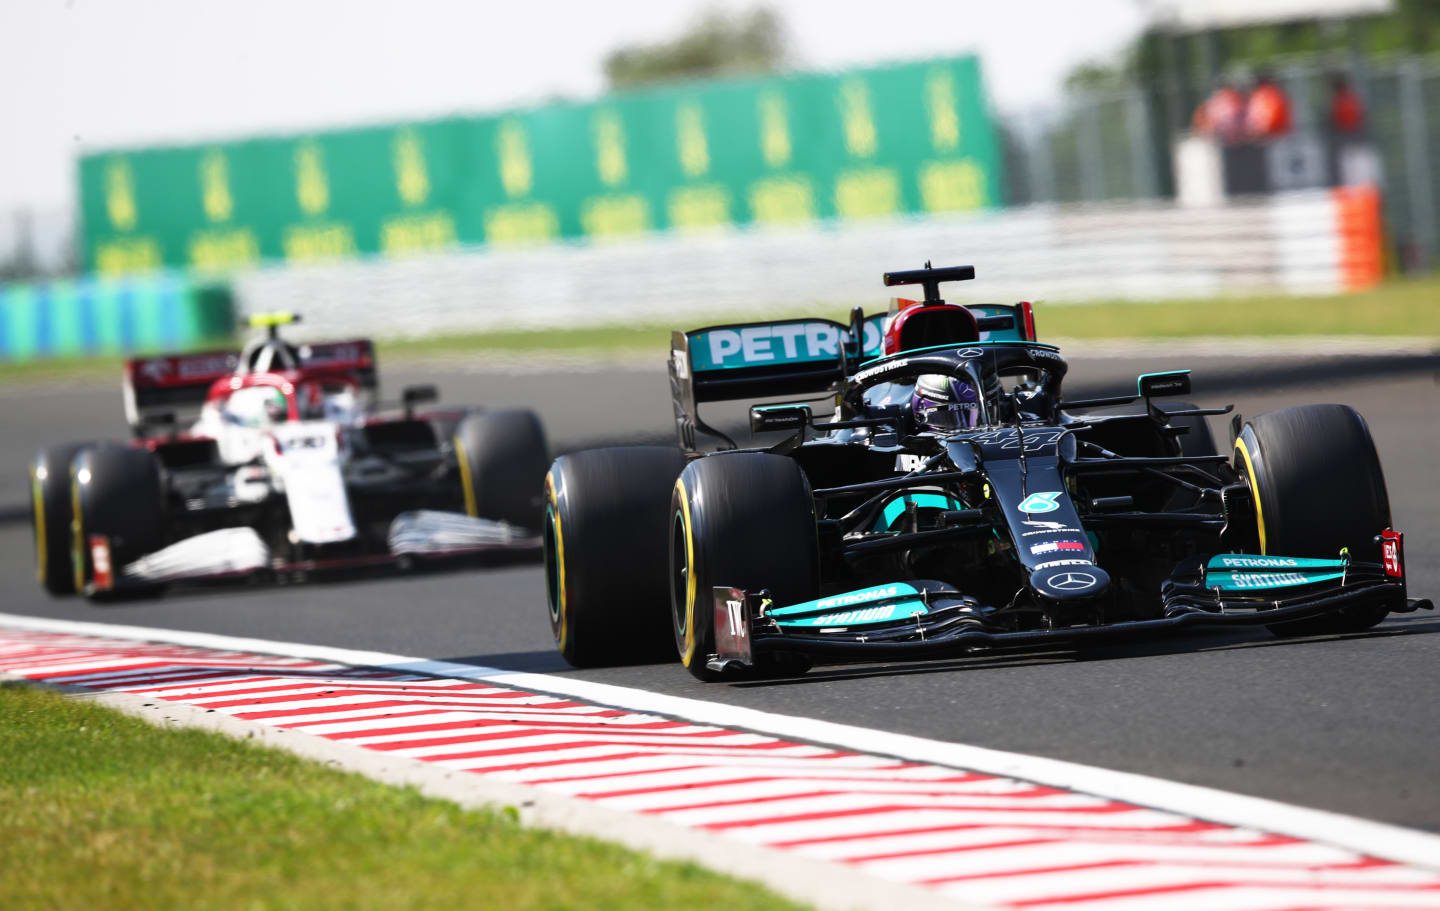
(124, 350), (239, 432)
(669, 316), (884, 451)
(669, 301), (1035, 451)
(123, 338), (379, 433)
(299, 339), (379, 392)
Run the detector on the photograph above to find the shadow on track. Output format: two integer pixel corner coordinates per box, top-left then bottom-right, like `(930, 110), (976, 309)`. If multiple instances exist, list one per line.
(440, 650), (578, 674)
(72, 547), (543, 608)
(725, 615), (1440, 689)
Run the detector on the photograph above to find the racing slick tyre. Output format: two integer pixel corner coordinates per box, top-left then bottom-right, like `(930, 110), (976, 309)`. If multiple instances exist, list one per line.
(29, 442), (87, 595)
(455, 410), (549, 532)
(671, 453), (819, 682)
(70, 444), (166, 600)
(1234, 404), (1394, 637)
(545, 446), (687, 667)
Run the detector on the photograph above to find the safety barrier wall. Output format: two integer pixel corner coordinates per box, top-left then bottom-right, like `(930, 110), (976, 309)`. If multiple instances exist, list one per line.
(233, 186), (1382, 339)
(0, 276), (235, 362)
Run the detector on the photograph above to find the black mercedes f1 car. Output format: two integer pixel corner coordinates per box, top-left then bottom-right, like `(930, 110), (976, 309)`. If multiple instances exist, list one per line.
(543, 264), (1430, 679)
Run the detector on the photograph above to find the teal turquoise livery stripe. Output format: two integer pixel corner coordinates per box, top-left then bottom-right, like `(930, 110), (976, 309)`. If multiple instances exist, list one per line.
(879, 493), (960, 529)
(1206, 570), (1345, 591)
(770, 582), (930, 627)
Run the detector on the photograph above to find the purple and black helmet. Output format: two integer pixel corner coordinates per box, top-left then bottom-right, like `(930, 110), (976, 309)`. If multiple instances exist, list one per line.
(912, 374), (980, 431)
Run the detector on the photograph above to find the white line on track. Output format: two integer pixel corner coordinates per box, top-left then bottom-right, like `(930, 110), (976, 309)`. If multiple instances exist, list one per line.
(3, 610), (1438, 879)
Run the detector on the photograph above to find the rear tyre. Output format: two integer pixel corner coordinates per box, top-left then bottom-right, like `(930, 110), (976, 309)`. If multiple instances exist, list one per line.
(455, 410), (549, 532)
(670, 454), (819, 682)
(1234, 404), (1394, 636)
(545, 446), (687, 667)
(29, 443), (87, 595)
(71, 444), (166, 600)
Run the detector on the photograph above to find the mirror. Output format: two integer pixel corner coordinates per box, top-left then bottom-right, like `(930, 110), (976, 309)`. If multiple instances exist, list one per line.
(1137, 370), (1191, 398)
(749, 404), (812, 433)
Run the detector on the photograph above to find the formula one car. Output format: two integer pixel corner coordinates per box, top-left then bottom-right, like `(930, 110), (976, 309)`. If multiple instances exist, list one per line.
(30, 313), (548, 599)
(543, 264), (1431, 679)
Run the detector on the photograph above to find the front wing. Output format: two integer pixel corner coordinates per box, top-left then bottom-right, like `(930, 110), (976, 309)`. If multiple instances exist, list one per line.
(706, 542), (1431, 674)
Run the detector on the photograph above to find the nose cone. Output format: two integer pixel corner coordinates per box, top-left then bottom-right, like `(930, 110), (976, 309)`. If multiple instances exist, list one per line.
(1030, 564), (1111, 602)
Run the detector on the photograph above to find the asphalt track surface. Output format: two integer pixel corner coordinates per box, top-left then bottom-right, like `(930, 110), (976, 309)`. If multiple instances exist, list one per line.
(3, 349), (1438, 834)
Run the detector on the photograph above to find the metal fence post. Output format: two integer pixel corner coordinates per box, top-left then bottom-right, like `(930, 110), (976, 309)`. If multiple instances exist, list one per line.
(1080, 98), (1106, 202)
(1030, 116), (1056, 204)
(1125, 91), (1158, 199)
(1399, 59), (1436, 270)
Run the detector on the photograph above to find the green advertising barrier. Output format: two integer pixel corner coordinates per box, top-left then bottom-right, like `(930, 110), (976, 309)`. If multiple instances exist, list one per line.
(0, 276), (234, 361)
(78, 56), (1001, 274)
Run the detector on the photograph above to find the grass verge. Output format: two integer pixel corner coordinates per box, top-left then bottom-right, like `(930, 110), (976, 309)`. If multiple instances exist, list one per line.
(0, 683), (807, 911)
(3, 276), (1436, 383)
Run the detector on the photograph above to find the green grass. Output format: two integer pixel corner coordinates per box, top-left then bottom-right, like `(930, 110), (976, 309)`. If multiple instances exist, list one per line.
(3, 277), (1436, 383)
(0, 683), (807, 911)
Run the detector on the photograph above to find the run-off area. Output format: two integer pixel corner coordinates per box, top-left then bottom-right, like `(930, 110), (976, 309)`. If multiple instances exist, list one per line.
(5, 625), (1440, 911)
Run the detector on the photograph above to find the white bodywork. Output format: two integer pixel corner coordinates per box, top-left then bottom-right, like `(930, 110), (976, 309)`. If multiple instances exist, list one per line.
(192, 381), (364, 545)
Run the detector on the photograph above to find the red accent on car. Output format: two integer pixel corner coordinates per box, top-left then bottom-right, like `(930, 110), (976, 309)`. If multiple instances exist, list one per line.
(882, 304), (981, 356)
(1381, 529), (1404, 578)
(89, 535), (113, 591)
(1020, 301), (1037, 342)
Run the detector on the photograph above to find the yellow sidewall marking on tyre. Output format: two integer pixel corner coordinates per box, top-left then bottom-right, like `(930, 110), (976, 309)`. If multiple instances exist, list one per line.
(675, 477), (698, 667)
(31, 466), (45, 585)
(545, 472), (569, 651)
(454, 435), (479, 517)
(70, 474), (86, 593)
(1234, 435), (1268, 555)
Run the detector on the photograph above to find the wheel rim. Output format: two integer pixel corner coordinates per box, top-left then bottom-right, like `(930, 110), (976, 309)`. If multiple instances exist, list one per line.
(670, 508), (689, 638)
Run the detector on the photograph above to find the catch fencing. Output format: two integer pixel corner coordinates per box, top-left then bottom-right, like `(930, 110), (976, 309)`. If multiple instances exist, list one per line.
(1000, 54), (1440, 271)
(232, 187), (1381, 339)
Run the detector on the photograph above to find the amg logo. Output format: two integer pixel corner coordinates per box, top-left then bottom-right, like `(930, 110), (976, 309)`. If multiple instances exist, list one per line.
(814, 605), (893, 626)
(1220, 556), (1300, 569)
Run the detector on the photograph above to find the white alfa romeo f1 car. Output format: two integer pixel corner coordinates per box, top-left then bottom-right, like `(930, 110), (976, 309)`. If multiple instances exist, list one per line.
(29, 313), (548, 599)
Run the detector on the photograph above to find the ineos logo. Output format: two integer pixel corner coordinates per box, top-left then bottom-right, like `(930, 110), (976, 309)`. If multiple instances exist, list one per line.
(1048, 572), (1097, 592)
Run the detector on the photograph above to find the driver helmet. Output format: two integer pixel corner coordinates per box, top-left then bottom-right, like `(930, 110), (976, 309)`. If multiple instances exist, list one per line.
(263, 387), (288, 424)
(912, 374), (980, 431)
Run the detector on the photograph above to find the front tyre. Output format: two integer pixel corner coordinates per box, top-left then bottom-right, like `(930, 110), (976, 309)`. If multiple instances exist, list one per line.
(454, 410), (549, 532)
(30, 443), (86, 595)
(545, 446), (687, 667)
(71, 444), (166, 600)
(670, 454), (819, 681)
(1234, 404), (1394, 636)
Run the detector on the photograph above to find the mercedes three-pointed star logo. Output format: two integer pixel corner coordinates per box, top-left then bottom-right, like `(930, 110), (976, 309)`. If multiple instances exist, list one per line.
(1048, 572), (1097, 592)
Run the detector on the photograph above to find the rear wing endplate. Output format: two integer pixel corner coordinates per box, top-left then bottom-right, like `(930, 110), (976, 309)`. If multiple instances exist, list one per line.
(124, 350), (239, 432)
